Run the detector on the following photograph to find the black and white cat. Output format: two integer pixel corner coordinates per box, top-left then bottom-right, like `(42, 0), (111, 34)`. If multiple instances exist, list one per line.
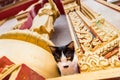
(50, 41), (79, 76)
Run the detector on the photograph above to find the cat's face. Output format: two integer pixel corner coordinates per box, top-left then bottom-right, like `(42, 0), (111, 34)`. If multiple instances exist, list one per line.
(50, 41), (78, 75)
(50, 41), (74, 63)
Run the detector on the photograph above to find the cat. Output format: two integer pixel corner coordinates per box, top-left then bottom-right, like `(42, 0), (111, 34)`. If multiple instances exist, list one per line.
(49, 41), (79, 76)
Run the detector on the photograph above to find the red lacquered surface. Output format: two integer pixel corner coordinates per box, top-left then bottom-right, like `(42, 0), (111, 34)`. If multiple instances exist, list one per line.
(18, 2), (43, 30)
(0, 0), (38, 20)
(0, 0), (64, 20)
(29, 3), (42, 18)
(0, 56), (14, 73)
(0, 56), (14, 80)
(19, 12), (33, 30)
(16, 64), (45, 80)
(53, 0), (65, 14)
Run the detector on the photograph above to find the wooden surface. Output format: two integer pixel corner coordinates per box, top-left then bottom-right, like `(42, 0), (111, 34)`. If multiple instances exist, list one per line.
(82, 0), (120, 29)
(65, 15), (79, 49)
(96, 0), (120, 12)
(0, 0), (120, 79)
(76, 3), (120, 34)
(47, 68), (120, 80)
(47, 0), (120, 80)
(52, 14), (120, 80)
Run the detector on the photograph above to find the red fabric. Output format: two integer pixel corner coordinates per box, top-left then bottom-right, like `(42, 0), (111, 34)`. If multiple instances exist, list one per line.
(16, 64), (45, 80)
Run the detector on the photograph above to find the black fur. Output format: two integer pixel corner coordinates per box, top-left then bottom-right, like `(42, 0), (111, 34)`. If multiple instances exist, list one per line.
(50, 41), (75, 62)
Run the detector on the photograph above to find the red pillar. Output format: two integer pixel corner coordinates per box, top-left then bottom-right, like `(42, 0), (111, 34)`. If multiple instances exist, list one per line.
(53, 0), (65, 14)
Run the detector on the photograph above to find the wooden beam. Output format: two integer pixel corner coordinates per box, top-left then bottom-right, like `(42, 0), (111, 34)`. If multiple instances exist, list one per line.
(96, 0), (120, 12)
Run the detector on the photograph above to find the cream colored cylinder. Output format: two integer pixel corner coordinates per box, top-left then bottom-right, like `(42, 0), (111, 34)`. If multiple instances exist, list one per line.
(0, 39), (60, 78)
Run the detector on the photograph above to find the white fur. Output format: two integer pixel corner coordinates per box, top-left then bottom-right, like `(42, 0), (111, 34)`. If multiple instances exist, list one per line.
(57, 52), (79, 76)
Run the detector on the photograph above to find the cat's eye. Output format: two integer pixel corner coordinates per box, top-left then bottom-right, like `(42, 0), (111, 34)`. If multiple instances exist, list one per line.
(57, 59), (61, 62)
(67, 57), (71, 60)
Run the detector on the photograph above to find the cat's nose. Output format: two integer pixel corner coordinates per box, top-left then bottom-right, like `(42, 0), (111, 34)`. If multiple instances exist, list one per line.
(63, 65), (69, 68)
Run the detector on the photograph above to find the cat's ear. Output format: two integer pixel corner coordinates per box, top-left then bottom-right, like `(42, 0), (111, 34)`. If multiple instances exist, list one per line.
(67, 41), (74, 50)
(49, 46), (57, 53)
